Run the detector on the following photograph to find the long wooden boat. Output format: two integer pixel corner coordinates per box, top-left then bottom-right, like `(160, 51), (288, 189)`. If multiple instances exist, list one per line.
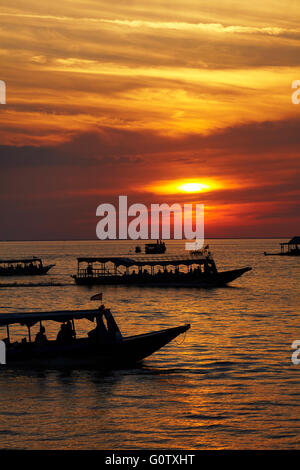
(0, 257), (55, 276)
(264, 237), (300, 256)
(0, 303), (190, 368)
(71, 251), (251, 287)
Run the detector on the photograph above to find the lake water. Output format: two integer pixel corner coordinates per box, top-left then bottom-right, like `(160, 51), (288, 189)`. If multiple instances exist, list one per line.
(0, 239), (299, 449)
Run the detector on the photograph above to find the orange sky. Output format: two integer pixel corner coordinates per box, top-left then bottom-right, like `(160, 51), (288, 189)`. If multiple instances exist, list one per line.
(0, 1), (299, 239)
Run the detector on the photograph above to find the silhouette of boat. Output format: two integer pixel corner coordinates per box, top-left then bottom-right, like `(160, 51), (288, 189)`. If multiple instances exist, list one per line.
(72, 248), (251, 287)
(264, 237), (300, 256)
(0, 300), (190, 368)
(145, 240), (166, 254)
(0, 257), (55, 276)
(135, 239), (166, 254)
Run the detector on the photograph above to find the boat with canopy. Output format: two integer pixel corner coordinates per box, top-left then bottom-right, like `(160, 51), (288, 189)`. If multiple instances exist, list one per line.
(0, 297), (190, 368)
(264, 237), (300, 256)
(72, 249), (251, 287)
(0, 257), (55, 276)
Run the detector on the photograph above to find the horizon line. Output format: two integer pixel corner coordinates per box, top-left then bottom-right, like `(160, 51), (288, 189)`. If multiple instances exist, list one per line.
(0, 236), (295, 242)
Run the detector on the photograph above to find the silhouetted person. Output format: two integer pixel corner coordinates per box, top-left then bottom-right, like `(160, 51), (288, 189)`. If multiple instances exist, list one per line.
(88, 306), (122, 343)
(35, 326), (48, 344)
(56, 321), (75, 343)
(87, 264), (93, 276)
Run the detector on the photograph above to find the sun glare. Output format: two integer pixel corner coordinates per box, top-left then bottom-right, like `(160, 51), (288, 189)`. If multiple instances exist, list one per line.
(177, 182), (210, 193)
(142, 179), (223, 195)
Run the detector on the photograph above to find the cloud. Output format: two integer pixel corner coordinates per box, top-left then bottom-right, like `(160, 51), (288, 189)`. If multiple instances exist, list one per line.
(1, 1), (300, 238)
(1, 116), (300, 167)
(2, 11), (300, 39)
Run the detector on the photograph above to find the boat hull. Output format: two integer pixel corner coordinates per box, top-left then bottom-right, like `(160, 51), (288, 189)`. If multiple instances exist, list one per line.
(72, 267), (251, 287)
(3, 324), (190, 368)
(0, 264), (55, 276)
(264, 251), (300, 256)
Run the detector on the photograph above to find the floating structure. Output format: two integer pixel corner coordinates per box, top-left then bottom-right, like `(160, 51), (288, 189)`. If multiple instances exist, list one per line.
(72, 250), (251, 287)
(264, 237), (300, 256)
(0, 301), (190, 367)
(0, 257), (55, 276)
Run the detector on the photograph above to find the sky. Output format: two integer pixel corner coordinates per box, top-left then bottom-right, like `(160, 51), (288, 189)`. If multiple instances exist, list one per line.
(0, 0), (299, 240)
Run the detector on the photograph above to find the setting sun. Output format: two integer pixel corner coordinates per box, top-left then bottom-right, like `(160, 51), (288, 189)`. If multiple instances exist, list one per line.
(177, 182), (210, 193)
(142, 179), (224, 195)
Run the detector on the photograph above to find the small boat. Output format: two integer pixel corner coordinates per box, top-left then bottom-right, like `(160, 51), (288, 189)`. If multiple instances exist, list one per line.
(0, 257), (55, 276)
(0, 299), (190, 368)
(135, 240), (166, 254)
(72, 248), (251, 287)
(145, 240), (166, 254)
(264, 237), (300, 256)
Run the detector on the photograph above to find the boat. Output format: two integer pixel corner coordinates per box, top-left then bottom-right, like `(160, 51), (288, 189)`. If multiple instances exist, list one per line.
(0, 299), (190, 368)
(71, 248), (251, 287)
(134, 240), (166, 254)
(0, 257), (55, 276)
(145, 240), (166, 254)
(264, 237), (300, 256)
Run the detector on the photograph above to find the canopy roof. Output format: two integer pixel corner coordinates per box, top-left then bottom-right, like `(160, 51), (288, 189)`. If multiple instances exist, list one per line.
(0, 308), (97, 327)
(280, 237), (300, 246)
(77, 254), (208, 267)
(0, 257), (42, 264)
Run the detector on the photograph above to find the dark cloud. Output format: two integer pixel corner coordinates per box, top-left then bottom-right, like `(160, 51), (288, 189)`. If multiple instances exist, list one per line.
(1, 117), (300, 167)
(0, 117), (299, 239)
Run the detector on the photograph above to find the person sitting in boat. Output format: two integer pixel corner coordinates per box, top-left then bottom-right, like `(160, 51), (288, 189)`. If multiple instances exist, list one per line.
(56, 321), (75, 343)
(35, 326), (48, 344)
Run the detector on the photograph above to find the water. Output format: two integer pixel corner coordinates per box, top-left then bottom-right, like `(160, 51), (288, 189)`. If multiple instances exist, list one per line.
(0, 239), (299, 449)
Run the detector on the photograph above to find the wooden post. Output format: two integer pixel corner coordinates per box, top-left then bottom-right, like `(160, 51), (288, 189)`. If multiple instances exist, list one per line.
(72, 319), (76, 339)
(6, 325), (10, 343)
(27, 325), (31, 342)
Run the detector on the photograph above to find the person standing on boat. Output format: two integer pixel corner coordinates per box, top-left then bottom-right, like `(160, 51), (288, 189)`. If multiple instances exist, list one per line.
(87, 264), (93, 276)
(88, 304), (122, 343)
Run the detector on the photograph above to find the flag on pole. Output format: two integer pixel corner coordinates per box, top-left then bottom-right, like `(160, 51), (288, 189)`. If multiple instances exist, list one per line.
(90, 293), (103, 301)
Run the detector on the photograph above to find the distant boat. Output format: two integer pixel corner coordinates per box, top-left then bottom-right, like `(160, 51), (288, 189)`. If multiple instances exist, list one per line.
(0, 301), (190, 368)
(0, 257), (55, 276)
(71, 249), (252, 287)
(264, 237), (300, 256)
(135, 240), (166, 255)
(145, 240), (166, 254)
